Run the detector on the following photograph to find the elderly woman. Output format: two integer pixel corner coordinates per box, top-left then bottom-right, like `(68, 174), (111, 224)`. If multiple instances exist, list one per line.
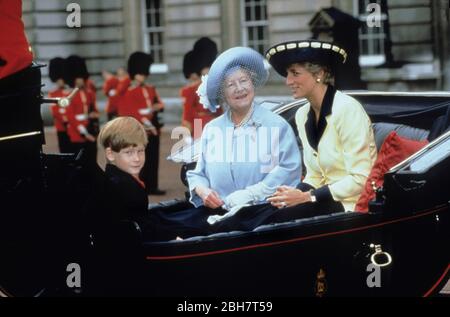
(151, 47), (301, 239)
(265, 40), (377, 221)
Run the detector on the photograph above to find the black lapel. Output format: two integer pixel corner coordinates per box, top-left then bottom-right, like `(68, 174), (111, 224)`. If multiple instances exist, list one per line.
(304, 85), (336, 151)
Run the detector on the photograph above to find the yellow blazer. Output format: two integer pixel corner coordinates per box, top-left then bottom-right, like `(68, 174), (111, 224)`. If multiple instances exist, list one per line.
(295, 90), (377, 211)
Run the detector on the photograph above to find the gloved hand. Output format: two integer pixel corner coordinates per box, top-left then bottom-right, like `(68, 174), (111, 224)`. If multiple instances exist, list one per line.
(207, 203), (250, 225)
(224, 189), (254, 209)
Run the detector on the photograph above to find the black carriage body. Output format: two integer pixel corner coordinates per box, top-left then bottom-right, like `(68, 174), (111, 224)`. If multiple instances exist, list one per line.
(142, 92), (450, 297)
(141, 201), (449, 297)
(0, 63), (449, 297)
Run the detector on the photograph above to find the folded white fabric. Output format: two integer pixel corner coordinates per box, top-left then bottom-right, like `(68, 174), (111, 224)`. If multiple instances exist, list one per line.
(207, 183), (276, 225)
(224, 189), (254, 208)
(207, 203), (250, 225)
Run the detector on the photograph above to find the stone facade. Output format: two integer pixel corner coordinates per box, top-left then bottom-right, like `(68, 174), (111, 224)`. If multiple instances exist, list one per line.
(23, 0), (449, 123)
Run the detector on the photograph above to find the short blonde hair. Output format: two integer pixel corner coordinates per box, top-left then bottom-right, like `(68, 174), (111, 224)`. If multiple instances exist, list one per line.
(98, 116), (148, 152)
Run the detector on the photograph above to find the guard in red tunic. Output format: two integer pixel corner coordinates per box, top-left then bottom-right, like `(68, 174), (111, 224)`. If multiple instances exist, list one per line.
(193, 37), (218, 76)
(86, 78), (97, 94)
(180, 47), (222, 140)
(0, 0), (33, 80)
(118, 52), (165, 195)
(0, 0), (43, 183)
(48, 57), (72, 153)
(64, 55), (98, 170)
(102, 67), (130, 121)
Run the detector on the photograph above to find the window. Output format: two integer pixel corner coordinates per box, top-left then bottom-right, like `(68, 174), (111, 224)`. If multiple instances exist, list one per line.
(353, 0), (390, 67)
(142, 0), (165, 64)
(241, 0), (269, 55)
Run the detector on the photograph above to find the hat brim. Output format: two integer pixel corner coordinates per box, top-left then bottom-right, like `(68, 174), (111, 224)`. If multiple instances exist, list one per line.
(266, 41), (347, 77)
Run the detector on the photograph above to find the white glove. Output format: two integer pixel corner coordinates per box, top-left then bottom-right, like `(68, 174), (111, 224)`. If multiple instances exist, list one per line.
(246, 182), (274, 202)
(224, 189), (254, 209)
(207, 203), (250, 225)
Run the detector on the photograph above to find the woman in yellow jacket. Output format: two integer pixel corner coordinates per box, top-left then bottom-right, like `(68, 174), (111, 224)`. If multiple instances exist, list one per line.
(265, 40), (377, 220)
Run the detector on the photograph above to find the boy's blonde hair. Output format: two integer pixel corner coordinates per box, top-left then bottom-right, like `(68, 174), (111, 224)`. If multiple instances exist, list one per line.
(98, 116), (148, 152)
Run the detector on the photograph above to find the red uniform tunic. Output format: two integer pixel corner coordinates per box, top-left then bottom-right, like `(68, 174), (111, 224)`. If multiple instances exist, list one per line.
(49, 88), (70, 132)
(86, 78), (97, 94)
(103, 76), (118, 115)
(118, 84), (164, 127)
(103, 76), (131, 115)
(66, 89), (96, 143)
(0, 0), (33, 79)
(180, 82), (222, 139)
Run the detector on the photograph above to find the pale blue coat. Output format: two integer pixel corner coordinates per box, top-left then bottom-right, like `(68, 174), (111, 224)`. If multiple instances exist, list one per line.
(187, 104), (302, 207)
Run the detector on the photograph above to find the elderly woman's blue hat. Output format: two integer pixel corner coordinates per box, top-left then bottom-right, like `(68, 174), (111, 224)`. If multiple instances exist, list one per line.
(265, 40), (347, 77)
(205, 47), (268, 110)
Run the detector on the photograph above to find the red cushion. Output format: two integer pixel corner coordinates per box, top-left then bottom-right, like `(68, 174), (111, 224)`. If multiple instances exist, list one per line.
(355, 131), (428, 212)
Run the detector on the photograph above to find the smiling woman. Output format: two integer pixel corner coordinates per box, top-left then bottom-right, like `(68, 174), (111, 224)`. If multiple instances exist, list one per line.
(146, 47), (302, 240)
(223, 69), (255, 120)
(265, 40), (377, 219)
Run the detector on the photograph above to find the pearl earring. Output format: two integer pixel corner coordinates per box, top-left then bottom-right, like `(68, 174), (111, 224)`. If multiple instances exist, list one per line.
(316, 78), (321, 83)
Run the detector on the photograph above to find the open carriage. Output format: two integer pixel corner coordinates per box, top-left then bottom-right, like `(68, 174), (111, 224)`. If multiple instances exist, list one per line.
(0, 64), (449, 297)
(142, 92), (450, 297)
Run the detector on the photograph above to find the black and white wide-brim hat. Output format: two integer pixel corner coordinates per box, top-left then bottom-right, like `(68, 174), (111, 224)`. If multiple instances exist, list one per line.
(265, 40), (347, 77)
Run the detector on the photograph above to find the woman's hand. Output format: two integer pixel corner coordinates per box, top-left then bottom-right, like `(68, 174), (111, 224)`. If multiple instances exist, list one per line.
(195, 186), (224, 209)
(267, 185), (312, 209)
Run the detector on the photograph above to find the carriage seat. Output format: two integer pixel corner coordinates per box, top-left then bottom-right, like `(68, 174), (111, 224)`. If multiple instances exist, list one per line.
(371, 122), (429, 151)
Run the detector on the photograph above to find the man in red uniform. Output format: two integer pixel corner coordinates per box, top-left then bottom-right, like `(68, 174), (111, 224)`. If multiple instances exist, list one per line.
(118, 52), (165, 195)
(48, 57), (72, 153)
(0, 0), (40, 138)
(86, 78), (97, 94)
(102, 67), (130, 121)
(0, 0), (44, 194)
(0, 0), (33, 80)
(64, 55), (98, 170)
(193, 37), (218, 76)
(180, 48), (222, 140)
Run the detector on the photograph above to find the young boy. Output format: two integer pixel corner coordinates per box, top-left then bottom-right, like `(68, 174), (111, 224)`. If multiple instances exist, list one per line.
(83, 116), (151, 294)
(97, 116), (149, 223)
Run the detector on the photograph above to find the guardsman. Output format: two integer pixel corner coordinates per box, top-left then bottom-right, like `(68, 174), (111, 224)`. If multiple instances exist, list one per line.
(0, 0), (33, 80)
(86, 77), (97, 94)
(102, 70), (119, 120)
(0, 0), (43, 183)
(64, 55), (98, 170)
(180, 49), (222, 139)
(118, 52), (165, 195)
(48, 57), (72, 153)
(102, 67), (130, 121)
(193, 37), (218, 76)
